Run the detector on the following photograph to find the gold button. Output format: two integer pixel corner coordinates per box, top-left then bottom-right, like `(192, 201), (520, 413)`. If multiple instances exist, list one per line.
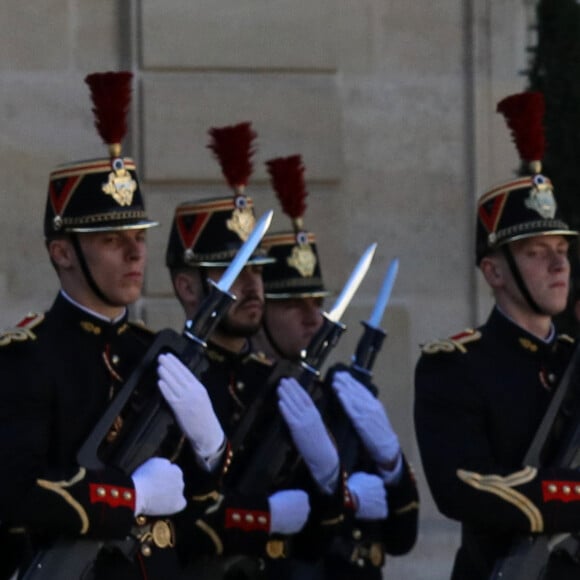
(152, 520), (174, 548)
(141, 545), (152, 557)
(236, 381), (245, 391)
(266, 540), (286, 559)
(232, 513), (241, 522)
(110, 489), (119, 498)
(123, 491), (132, 501)
(96, 487), (106, 497)
(245, 514), (255, 523)
(111, 354), (120, 365)
(575, 486), (580, 494)
(258, 516), (267, 524)
(369, 542), (384, 567)
(352, 528), (362, 540)
(563, 486), (571, 495)
(548, 484), (557, 494)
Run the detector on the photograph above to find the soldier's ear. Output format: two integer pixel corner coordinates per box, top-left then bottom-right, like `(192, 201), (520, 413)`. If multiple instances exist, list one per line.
(173, 270), (202, 306)
(47, 237), (76, 271)
(480, 255), (504, 288)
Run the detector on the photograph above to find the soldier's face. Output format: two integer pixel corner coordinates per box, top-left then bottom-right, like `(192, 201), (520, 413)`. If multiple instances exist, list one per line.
(504, 235), (570, 317)
(206, 265), (265, 337)
(78, 229), (147, 308)
(511, 235), (570, 314)
(264, 297), (324, 360)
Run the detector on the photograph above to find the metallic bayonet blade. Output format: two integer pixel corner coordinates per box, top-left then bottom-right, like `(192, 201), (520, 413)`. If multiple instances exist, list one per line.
(367, 257), (399, 329)
(216, 209), (274, 292)
(326, 242), (377, 323)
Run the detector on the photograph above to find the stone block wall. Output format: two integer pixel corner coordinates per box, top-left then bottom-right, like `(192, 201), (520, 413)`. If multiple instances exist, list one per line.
(0, 1), (533, 577)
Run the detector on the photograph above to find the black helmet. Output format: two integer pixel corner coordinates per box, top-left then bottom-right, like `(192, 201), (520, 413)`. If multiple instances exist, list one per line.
(261, 155), (330, 299)
(165, 121), (273, 269)
(165, 196), (272, 268)
(44, 71), (157, 238)
(475, 91), (577, 265)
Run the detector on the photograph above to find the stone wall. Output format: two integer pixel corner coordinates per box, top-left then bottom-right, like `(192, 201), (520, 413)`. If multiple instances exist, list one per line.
(0, 1), (533, 577)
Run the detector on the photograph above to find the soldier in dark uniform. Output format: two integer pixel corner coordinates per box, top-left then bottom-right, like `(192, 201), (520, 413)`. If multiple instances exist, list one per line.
(0, 72), (189, 580)
(163, 123), (326, 579)
(252, 155), (418, 579)
(414, 91), (580, 579)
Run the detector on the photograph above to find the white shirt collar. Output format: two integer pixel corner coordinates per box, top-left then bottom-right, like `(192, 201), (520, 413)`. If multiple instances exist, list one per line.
(60, 289), (127, 324)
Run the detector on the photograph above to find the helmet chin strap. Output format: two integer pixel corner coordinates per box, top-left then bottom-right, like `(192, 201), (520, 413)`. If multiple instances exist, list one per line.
(501, 245), (544, 315)
(71, 234), (118, 308)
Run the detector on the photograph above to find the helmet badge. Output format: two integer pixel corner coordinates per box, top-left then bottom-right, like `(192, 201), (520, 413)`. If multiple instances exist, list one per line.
(524, 175), (556, 219)
(102, 158), (137, 206)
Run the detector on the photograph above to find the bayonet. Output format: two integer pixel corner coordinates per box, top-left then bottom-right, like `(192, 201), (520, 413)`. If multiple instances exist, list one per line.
(302, 242), (377, 375)
(352, 257), (399, 377)
(326, 243), (377, 322)
(367, 257), (399, 329)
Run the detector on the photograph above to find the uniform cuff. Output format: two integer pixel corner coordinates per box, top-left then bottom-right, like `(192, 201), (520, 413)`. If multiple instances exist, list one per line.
(377, 452), (403, 485)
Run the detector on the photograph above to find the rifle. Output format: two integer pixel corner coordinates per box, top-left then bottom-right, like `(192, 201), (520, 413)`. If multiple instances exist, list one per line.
(490, 337), (580, 580)
(229, 243), (377, 496)
(330, 258), (398, 473)
(22, 210), (274, 580)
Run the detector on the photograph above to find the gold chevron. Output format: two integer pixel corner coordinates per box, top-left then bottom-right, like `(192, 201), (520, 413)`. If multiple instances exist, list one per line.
(195, 520), (224, 555)
(37, 468), (90, 534)
(457, 467), (543, 532)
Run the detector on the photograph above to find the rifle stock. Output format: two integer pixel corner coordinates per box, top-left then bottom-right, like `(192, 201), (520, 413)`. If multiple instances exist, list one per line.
(22, 538), (106, 580)
(490, 339), (580, 579)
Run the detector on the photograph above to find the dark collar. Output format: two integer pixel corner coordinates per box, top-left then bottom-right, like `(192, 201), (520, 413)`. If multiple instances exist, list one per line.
(486, 307), (557, 357)
(49, 293), (130, 340)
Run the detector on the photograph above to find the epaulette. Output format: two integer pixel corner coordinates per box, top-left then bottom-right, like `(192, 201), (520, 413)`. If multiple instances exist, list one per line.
(245, 350), (275, 367)
(0, 312), (45, 347)
(421, 328), (481, 355)
(206, 348), (226, 363)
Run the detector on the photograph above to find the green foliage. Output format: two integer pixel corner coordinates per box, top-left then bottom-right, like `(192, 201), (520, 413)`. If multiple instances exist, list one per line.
(528, 0), (580, 228)
(528, 0), (580, 334)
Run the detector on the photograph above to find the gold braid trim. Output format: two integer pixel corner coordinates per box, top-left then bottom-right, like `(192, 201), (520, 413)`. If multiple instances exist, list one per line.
(421, 331), (481, 355)
(195, 520), (224, 555)
(168, 434), (186, 463)
(320, 514), (344, 526)
(190, 490), (221, 503)
(192, 493), (225, 554)
(37, 468), (90, 534)
(457, 467), (543, 532)
(394, 500), (420, 515)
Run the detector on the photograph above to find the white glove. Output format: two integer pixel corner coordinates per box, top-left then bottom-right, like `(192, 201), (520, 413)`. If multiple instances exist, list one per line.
(332, 371), (401, 471)
(157, 353), (225, 458)
(268, 489), (310, 534)
(278, 378), (339, 494)
(347, 472), (388, 520)
(131, 457), (186, 516)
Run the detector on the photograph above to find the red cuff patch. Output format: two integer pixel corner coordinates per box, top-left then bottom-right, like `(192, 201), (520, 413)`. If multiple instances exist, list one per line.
(89, 483), (135, 510)
(542, 480), (580, 503)
(225, 508), (270, 532)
